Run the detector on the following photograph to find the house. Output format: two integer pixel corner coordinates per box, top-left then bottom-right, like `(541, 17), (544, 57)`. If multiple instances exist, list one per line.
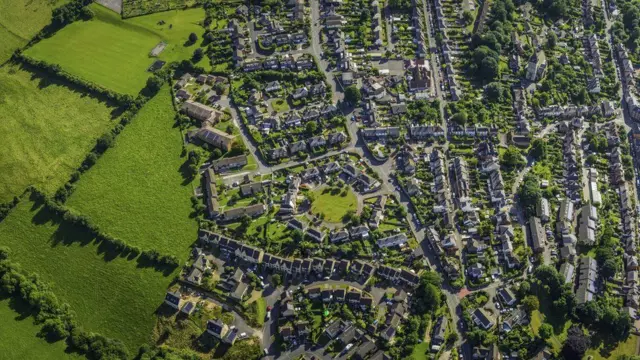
(165, 290), (181, 309)
(204, 169), (219, 218)
(537, 197), (550, 222)
(265, 81), (282, 92)
(292, 87), (309, 99)
(328, 132), (347, 146)
(206, 319), (229, 339)
(471, 308), (494, 330)
(330, 229), (350, 243)
(240, 182), (264, 196)
(306, 227), (325, 242)
(196, 126), (236, 152)
(308, 136), (327, 150)
(350, 225), (369, 240)
(498, 288), (516, 306)
(502, 308), (528, 332)
(222, 204), (266, 221)
(377, 233), (408, 248)
(431, 316), (447, 350)
(267, 147), (288, 160)
(182, 101), (224, 124)
(324, 320), (345, 339)
(529, 216), (546, 253)
(560, 262), (575, 284)
(289, 141), (307, 154)
(212, 155), (248, 172)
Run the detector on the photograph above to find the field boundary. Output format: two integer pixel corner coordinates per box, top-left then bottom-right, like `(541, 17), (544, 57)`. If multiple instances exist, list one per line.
(29, 188), (181, 272)
(0, 250), (130, 359)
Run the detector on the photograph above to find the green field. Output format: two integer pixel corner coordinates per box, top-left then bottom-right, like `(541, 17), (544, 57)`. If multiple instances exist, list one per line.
(311, 186), (358, 223)
(25, 4), (209, 95)
(66, 87), (197, 259)
(0, 64), (117, 202)
(0, 298), (82, 360)
(0, 0), (68, 63)
(0, 199), (176, 350)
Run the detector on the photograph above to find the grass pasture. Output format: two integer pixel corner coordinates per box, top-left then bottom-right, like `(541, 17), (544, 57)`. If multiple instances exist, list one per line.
(122, 0), (198, 18)
(25, 4), (209, 95)
(0, 0), (69, 64)
(0, 298), (82, 360)
(66, 87), (197, 259)
(0, 199), (176, 350)
(0, 64), (118, 202)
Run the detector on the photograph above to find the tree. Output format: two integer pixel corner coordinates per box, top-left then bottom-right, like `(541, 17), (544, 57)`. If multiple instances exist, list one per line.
(562, 326), (591, 359)
(188, 32), (198, 43)
(480, 56), (499, 80)
(344, 85), (361, 104)
(306, 121), (318, 135)
(502, 146), (525, 169)
(451, 111), (468, 125)
(192, 48), (204, 62)
(272, 274), (282, 286)
(462, 10), (475, 25)
(145, 75), (163, 93)
(529, 138), (547, 160)
(547, 31), (558, 49)
(523, 295), (540, 313)
(485, 82), (504, 102)
(539, 323), (553, 340)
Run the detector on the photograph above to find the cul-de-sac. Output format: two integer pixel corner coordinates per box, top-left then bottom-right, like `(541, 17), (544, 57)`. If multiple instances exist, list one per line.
(4, 0), (640, 359)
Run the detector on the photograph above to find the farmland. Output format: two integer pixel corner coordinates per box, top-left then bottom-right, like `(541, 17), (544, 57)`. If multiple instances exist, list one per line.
(0, 199), (175, 350)
(66, 87), (197, 259)
(0, 0), (68, 64)
(0, 299), (82, 360)
(0, 64), (117, 202)
(25, 4), (209, 95)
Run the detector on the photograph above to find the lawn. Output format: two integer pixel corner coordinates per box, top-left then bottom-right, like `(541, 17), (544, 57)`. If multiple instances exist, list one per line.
(0, 64), (117, 203)
(585, 334), (639, 359)
(25, 4), (209, 95)
(310, 186), (358, 223)
(0, 0), (69, 63)
(0, 199), (176, 350)
(66, 87), (197, 260)
(271, 98), (289, 113)
(0, 298), (83, 360)
(531, 310), (570, 354)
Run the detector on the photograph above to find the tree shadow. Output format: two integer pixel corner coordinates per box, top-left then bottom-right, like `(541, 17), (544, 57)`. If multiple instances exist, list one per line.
(18, 63), (125, 120)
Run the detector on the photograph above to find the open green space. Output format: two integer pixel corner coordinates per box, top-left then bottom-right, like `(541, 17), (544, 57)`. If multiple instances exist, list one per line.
(66, 87), (197, 259)
(271, 98), (289, 113)
(0, 0), (69, 63)
(310, 186), (358, 223)
(0, 298), (82, 360)
(585, 334), (639, 360)
(0, 64), (117, 202)
(122, 0), (198, 18)
(25, 4), (209, 95)
(0, 199), (176, 350)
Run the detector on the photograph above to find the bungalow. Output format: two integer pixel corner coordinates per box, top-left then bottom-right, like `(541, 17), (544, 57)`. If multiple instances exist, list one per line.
(498, 288), (516, 306)
(322, 161), (341, 175)
(292, 87), (309, 99)
(350, 225), (370, 239)
(302, 108), (320, 121)
(431, 316), (447, 350)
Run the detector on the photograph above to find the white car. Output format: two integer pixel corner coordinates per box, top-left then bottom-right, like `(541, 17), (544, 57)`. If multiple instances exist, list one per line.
(345, 343), (353, 351)
(239, 332), (247, 338)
